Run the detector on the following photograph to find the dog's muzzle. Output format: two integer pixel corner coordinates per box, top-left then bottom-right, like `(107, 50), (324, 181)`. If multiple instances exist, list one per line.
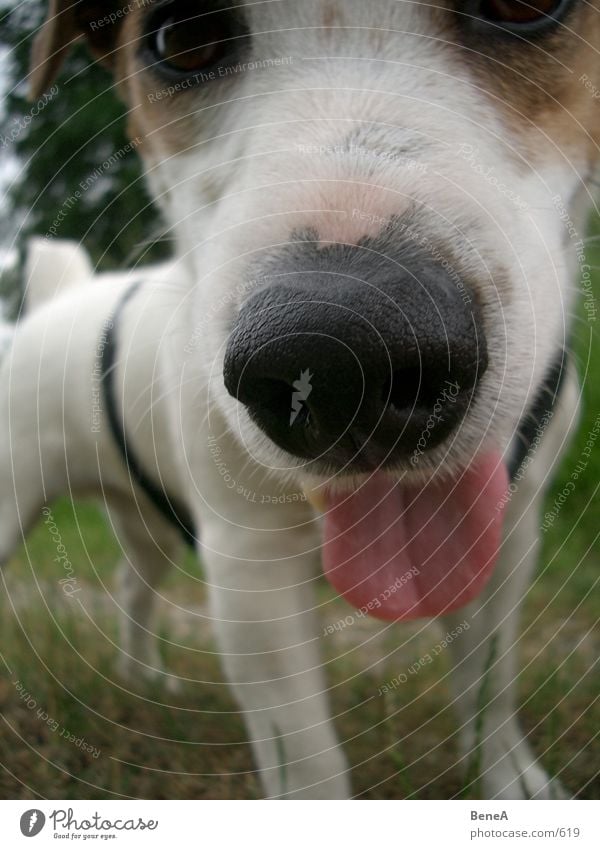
(223, 244), (487, 469)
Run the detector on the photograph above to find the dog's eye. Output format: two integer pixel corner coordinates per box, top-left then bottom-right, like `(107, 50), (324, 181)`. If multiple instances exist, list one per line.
(475, 0), (573, 30)
(154, 18), (226, 72)
(147, 4), (235, 75)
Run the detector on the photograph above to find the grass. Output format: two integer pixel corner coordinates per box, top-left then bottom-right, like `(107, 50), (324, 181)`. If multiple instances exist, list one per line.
(0, 236), (599, 800)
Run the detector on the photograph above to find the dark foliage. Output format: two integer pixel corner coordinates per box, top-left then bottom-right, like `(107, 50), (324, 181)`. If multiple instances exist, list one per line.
(0, 0), (167, 288)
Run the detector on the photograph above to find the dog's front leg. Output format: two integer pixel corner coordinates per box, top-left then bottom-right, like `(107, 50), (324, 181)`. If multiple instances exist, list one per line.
(188, 427), (350, 798)
(443, 370), (579, 799)
(443, 495), (567, 800)
(200, 513), (350, 799)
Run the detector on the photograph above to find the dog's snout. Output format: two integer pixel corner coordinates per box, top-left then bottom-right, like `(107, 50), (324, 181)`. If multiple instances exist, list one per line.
(223, 246), (487, 468)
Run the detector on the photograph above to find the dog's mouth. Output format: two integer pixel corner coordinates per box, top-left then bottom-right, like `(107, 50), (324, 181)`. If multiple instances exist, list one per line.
(318, 451), (508, 620)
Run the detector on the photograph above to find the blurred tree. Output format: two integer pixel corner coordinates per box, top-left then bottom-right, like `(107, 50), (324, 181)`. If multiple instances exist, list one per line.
(0, 0), (167, 281)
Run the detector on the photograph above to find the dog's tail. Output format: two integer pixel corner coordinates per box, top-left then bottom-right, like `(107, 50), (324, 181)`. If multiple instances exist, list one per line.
(24, 237), (93, 312)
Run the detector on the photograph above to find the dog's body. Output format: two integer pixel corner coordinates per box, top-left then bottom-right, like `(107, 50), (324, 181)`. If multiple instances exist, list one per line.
(1, 0), (597, 798)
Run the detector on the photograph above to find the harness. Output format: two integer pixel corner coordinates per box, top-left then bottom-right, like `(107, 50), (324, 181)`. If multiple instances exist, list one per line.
(100, 284), (566, 545)
(100, 282), (197, 548)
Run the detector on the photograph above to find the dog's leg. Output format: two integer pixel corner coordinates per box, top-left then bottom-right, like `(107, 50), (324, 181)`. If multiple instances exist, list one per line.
(443, 369), (579, 799)
(189, 430), (349, 798)
(0, 375), (51, 566)
(109, 502), (182, 692)
(0, 486), (41, 567)
(201, 520), (350, 799)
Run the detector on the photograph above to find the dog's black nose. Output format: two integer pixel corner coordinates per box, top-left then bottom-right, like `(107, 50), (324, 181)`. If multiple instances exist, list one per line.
(223, 243), (487, 469)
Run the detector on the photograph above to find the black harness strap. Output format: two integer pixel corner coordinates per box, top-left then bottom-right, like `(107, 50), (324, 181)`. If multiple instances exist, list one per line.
(508, 350), (568, 481)
(100, 282), (197, 548)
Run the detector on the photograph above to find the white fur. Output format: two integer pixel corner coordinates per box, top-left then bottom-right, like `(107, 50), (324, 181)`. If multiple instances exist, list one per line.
(24, 237), (93, 309)
(0, 0), (592, 798)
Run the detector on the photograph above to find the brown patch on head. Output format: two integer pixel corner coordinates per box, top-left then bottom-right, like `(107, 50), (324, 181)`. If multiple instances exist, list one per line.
(113, 9), (200, 159)
(29, 0), (231, 159)
(111, 1), (254, 159)
(29, 0), (134, 98)
(452, 1), (600, 170)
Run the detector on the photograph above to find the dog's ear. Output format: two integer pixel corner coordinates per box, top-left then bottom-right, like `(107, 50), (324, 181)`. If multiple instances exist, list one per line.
(29, 1), (126, 100)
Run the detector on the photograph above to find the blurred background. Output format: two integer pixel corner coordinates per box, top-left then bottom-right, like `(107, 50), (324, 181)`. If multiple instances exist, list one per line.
(0, 0), (598, 800)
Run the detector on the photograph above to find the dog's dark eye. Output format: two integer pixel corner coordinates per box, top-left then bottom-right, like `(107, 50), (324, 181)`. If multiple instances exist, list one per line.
(146, 3), (237, 75)
(475, 0), (573, 31)
(154, 18), (227, 72)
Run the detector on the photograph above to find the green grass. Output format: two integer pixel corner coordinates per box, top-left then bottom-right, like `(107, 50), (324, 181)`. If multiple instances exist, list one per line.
(0, 238), (599, 800)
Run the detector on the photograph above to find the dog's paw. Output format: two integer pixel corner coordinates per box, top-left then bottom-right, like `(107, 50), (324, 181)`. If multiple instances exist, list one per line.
(478, 729), (568, 800)
(272, 752), (351, 800)
(482, 758), (567, 800)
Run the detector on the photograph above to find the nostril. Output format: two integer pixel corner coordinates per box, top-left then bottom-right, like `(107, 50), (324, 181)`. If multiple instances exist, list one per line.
(247, 378), (313, 428)
(383, 367), (424, 412)
(382, 366), (470, 421)
(291, 402), (311, 428)
(249, 377), (291, 410)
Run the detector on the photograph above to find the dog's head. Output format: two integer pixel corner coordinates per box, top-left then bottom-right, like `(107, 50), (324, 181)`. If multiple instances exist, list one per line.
(32, 0), (599, 617)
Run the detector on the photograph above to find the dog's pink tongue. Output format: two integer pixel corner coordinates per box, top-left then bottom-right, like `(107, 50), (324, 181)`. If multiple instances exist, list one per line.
(322, 454), (508, 620)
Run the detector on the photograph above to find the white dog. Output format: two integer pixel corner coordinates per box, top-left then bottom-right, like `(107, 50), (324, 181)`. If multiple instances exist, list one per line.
(1, 0), (595, 799)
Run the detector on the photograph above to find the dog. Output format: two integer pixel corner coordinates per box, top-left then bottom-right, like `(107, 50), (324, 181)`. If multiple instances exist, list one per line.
(1, 0), (596, 799)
